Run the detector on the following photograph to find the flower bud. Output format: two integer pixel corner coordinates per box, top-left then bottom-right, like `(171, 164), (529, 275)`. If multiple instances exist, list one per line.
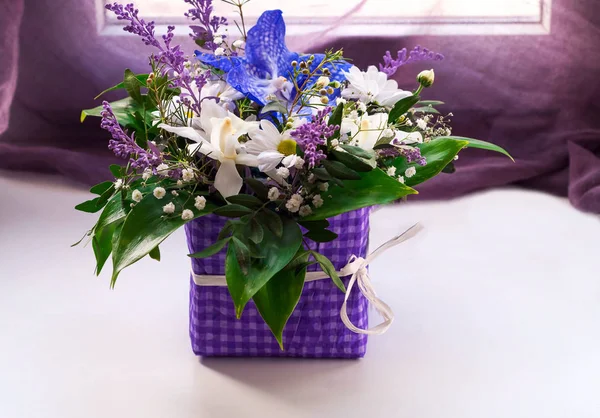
(320, 96), (329, 105)
(417, 69), (435, 88)
(316, 76), (330, 88)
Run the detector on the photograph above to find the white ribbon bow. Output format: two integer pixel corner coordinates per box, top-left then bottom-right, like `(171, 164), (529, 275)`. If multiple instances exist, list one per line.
(191, 223), (424, 335)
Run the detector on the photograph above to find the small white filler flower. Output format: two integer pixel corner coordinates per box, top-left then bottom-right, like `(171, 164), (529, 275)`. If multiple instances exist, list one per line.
(132, 189), (143, 203)
(268, 187), (280, 201)
(405, 167), (417, 178)
(194, 196), (207, 211)
(163, 202), (175, 214)
(181, 209), (194, 221)
(153, 187), (166, 199)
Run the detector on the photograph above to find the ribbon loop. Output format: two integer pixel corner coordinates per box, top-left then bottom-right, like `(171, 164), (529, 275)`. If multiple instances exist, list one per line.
(191, 223), (424, 335)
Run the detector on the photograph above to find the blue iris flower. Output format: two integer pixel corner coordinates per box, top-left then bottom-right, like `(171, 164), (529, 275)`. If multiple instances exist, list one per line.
(195, 10), (351, 106)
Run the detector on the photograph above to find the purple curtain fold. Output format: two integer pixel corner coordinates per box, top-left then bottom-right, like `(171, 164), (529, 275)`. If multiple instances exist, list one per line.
(0, 0), (599, 212)
(0, 0), (24, 135)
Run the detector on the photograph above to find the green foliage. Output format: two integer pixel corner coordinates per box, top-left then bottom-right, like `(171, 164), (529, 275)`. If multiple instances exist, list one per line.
(327, 103), (344, 144)
(124, 69), (144, 105)
(252, 250), (307, 349)
(188, 238), (231, 259)
(388, 94), (420, 123)
(111, 190), (216, 286)
(225, 216), (302, 318)
(304, 229), (338, 243)
(213, 204), (254, 218)
(94, 74), (150, 100)
(245, 178), (269, 201)
(331, 149), (376, 172)
(444, 136), (514, 161)
(75, 184), (115, 213)
(304, 168), (417, 220)
(149, 246), (161, 261)
(226, 194), (264, 208)
(322, 159), (361, 180)
(309, 251), (345, 293)
(391, 137), (469, 187)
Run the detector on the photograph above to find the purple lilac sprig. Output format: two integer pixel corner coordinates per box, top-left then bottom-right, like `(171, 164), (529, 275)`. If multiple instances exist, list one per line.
(291, 107), (339, 169)
(184, 0), (227, 52)
(105, 3), (206, 112)
(379, 46), (444, 77)
(101, 101), (162, 171)
(402, 146), (427, 166)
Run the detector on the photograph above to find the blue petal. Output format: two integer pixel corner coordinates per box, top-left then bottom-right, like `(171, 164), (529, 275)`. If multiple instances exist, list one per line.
(226, 63), (272, 105)
(245, 10), (294, 78)
(195, 51), (245, 73)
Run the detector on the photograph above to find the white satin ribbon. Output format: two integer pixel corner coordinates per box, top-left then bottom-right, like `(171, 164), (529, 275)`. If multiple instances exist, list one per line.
(191, 223), (424, 335)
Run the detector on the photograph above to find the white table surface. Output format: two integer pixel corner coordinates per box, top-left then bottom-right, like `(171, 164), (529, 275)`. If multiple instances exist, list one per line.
(1, 171), (599, 418)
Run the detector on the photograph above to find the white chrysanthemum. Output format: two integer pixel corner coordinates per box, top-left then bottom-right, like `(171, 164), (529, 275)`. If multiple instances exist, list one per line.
(276, 166), (290, 178)
(153, 187), (166, 199)
(386, 167), (397, 177)
(156, 163), (170, 177)
(181, 209), (194, 221)
(285, 194), (303, 213)
(342, 65), (412, 107)
(405, 167), (417, 178)
(312, 194), (324, 208)
(114, 179), (123, 190)
(181, 168), (195, 182)
(416, 119), (428, 130)
(132, 189), (143, 202)
(142, 168), (152, 181)
(268, 187), (280, 201)
(163, 202), (175, 214)
(245, 120), (302, 173)
(341, 112), (388, 151)
(318, 182), (329, 192)
(194, 196), (206, 211)
(299, 205), (312, 217)
(398, 175), (405, 184)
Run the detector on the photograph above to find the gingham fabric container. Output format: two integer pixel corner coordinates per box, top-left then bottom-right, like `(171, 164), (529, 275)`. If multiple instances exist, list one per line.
(184, 207), (370, 358)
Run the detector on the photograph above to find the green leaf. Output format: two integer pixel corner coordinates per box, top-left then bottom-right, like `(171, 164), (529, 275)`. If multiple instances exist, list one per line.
(310, 251), (345, 293)
(391, 138), (469, 187)
(109, 164), (124, 178)
(442, 136), (514, 161)
(75, 184), (115, 213)
(252, 251), (307, 349)
(260, 100), (289, 115)
(388, 94), (420, 123)
(418, 100), (445, 107)
(231, 237), (251, 275)
(226, 194), (264, 208)
(327, 103), (344, 143)
(124, 69), (144, 105)
(413, 106), (440, 114)
(189, 238), (231, 258)
(213, 204), (254, 218)
(149, 246), (161, 261)
(90, 181), (113, 196)
(257, 209), (283, 238)
(245, 178), (269, 201)
(304, 168), (417, 220)
(94, 74), (149, 100)
(304, 229), (338, 243)
(248, 218), (264, 244)
(95, 194), (128, 233)
(218, 221), (235, 240)
(298, 219), (330, 230)
(322, 159), (361, 180)
(81, 97), (155, 130)
(225, 216), (302, 318)
(338, 144), (376, 160)
(111, 191), (216, 286)
(92, 222), (119, 276)
(331, 149), (376, 172)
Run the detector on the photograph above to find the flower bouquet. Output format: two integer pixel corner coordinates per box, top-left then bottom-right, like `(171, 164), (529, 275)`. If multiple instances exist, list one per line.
(75, 1), (511, 358)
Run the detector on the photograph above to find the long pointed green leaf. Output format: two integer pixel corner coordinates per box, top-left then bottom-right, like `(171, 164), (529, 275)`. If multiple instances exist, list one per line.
(111, 191), (216, 286)
(441, 136), (514, 161)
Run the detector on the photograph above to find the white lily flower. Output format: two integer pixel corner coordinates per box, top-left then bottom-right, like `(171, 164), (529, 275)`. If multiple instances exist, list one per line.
(342, 65), (412, 107)
(245, 120), (302, 172)
(341, 112), (389, 151)
(159, 100), (258, 198)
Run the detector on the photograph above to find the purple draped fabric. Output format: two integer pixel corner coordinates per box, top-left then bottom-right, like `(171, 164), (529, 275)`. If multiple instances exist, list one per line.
(0, 0), (599, 212)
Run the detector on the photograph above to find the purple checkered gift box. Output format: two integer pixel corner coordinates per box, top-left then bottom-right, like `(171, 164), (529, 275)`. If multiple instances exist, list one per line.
(184, 207), (370, 358)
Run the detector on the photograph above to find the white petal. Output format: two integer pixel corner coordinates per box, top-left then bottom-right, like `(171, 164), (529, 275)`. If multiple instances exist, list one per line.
(236, 153), (259, 167)
(158, 124), (207, 142)
(258, 151), (284, 172)
(214, 159), (243, 198)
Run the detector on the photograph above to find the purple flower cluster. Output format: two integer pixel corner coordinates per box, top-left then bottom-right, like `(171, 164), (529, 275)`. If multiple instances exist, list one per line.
(184, 0), (227, 52)
(379, 46), (444, 77)
(291, 107), (339, 169)
(402, 146), (427, 166)
(105, 3), (207, 112)
(101, 101), (162, 170)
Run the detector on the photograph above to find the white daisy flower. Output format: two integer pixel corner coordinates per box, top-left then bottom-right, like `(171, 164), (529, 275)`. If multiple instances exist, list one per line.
(245, 120), (302, 173)
(342, 65), (412, 107)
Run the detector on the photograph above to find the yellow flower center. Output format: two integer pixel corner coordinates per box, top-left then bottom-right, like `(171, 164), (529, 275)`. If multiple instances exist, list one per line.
(277, 139), (297, 156)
